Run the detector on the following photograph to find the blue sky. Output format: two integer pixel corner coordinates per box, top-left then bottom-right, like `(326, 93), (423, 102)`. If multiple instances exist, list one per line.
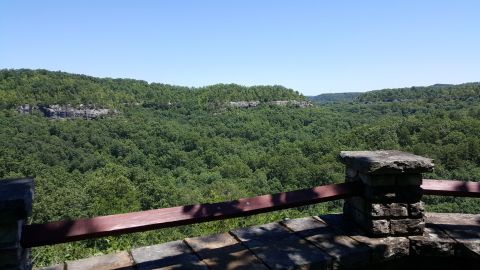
(1, 1), (479, 95)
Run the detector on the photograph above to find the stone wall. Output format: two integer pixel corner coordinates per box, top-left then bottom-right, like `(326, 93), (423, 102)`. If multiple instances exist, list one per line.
(340, 150), (434, 237)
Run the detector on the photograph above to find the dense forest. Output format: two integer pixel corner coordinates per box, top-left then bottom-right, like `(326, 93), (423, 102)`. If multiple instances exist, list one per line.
(308, 92), (362, 104)
(0, 69), (303, 109)
(1, 69), (479, 266)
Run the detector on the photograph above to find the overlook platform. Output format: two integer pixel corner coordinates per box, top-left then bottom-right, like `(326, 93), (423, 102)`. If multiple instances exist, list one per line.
(41, 212), (480, 270)
(3, 150), (479, 270)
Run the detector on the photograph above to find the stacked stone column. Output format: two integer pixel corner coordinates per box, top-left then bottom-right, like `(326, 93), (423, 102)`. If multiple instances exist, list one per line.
(340, 151), (434, 237)
(0, 178), (34, 270)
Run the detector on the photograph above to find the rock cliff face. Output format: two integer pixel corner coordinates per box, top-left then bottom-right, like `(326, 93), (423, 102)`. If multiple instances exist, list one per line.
(17, 104), (114, 119)
(228, 101), (261, 108)
(227, 100), (312, 109)
(17, 104), (34, 114)
(268, 100), (312, 108)
(16, 100), (311, 118)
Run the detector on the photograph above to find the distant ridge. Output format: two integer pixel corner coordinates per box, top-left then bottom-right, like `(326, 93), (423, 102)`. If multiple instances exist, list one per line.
(0, 69), (306, 108)
(357, 82), (480, 103)
(308, 82), (480, 104)
(307, 92), (362, 104)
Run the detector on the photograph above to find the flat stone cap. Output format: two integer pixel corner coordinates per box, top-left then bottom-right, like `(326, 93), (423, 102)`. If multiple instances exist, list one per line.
(340, 150), (434, 174)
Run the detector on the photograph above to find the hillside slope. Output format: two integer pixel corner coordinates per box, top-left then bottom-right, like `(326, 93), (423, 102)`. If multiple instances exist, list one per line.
(357, 83), (480, 103)
(1, 69), (479, 267)
(308, 92), (362, 104)
(0, 69), (306, 109)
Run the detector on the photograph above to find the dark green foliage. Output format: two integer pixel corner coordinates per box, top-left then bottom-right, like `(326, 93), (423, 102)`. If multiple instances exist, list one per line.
(357, 83), (480, 103)
(308, 92), (362, 104)
(0, 69), (479, 266)
(0, 69), (304, 110)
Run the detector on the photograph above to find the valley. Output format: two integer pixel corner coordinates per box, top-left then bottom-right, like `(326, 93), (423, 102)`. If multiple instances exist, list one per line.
(1, 69), (479, 267)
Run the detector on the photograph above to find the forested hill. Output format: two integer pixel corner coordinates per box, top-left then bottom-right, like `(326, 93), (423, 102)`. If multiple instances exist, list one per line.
(308, 92), (362, 104)
(1, 69), (480, 267)
(357, 83), (480, 103)
(308, 83), (480, 105)
(0, 69), (305, 109)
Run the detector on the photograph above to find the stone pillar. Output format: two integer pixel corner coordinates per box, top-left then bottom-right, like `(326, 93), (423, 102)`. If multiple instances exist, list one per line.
(0, 178), (34, 270)
(340, 151), (434, 237)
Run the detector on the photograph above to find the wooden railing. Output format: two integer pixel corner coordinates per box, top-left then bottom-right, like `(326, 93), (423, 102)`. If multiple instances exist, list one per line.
(421, 179), (480, 197)
(21, 179), (480, 248)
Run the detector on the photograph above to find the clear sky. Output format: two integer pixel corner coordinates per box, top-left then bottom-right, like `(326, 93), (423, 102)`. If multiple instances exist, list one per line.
(1, 1), (479, 95)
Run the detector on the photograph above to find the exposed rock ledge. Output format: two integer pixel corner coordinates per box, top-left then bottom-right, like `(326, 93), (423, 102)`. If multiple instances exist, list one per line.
(228, 100), (312, 108)
(17, 104), (115, 119)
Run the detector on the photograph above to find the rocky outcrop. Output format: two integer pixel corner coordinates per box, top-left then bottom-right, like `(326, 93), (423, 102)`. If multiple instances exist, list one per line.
(17, 104), (35, 114)
(17, 104), (114, 119)
(228, 101), (261, 108)
(227, 100), (312, 109)
(268, 100), (312, 108)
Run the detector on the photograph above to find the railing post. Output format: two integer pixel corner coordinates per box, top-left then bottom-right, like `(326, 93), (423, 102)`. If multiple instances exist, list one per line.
(340, 151), (434, 237)
(0, 178), (34, 270)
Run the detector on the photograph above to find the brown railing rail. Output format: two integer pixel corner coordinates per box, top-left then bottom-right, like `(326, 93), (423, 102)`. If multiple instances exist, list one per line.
(21, 179), (480, 248)
(422, 179), (480, 197)
(21, 181), (362, 248)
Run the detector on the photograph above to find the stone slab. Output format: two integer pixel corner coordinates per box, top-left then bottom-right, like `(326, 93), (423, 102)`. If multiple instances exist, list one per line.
(35, 264), (65, 270)
(230, 222), (332, 269)
(343, 203), (390, 236)
(230, 222), (292, 242)
(185, 233), (267, 270)
(408, 202), (425, 218)
(317, 214), (410, 263)
(340, 151), (434, 174)
(370, 219), (390, 236)
(390, 218), (425, 236)
(426, 213), (480, 257)
(371, 203), (408, 217)
(426, 213), (480, 226)
(409, 225), (457, 257)
(131, 240), (208, 270)
(66, 251), (133, 270)
(282, 217), (370, 269)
